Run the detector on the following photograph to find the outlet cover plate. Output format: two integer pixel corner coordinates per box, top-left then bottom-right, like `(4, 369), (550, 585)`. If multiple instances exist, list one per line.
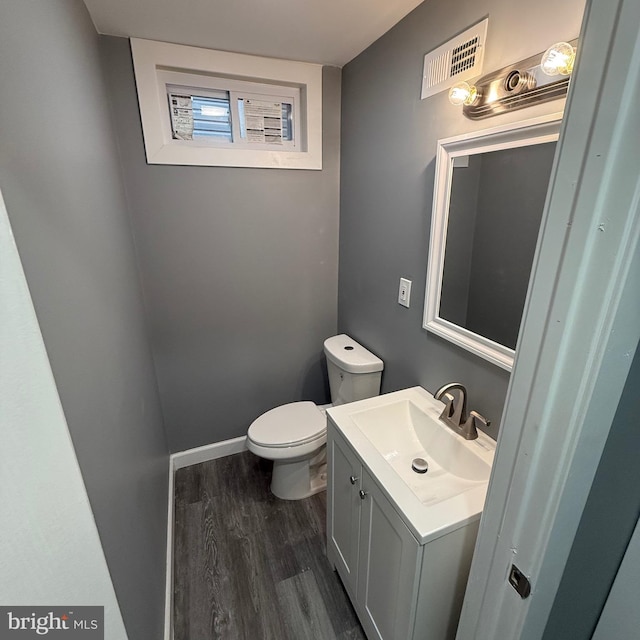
(398, 278), (412, 307)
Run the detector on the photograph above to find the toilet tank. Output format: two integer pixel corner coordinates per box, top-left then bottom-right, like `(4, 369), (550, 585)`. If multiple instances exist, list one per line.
(324, 334), (384, 406)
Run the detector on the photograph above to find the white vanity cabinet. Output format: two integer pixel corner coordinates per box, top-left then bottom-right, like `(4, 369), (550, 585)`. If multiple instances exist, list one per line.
(327, 421), (480, 640)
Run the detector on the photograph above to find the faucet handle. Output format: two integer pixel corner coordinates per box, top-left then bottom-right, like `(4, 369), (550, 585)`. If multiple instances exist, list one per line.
(459, 410), (491, 440)
(469, 410), (491, 431)
(469, 410), (491, 428)
(438, 392), (455, 422)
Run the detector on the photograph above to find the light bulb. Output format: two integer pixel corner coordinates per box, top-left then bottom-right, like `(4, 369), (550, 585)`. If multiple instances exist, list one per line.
(540, 42), (575, 76)
(448, 81), (478, 106)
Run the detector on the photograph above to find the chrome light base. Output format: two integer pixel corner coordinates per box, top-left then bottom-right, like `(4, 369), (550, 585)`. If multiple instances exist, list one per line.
(463, 40), (577, 120)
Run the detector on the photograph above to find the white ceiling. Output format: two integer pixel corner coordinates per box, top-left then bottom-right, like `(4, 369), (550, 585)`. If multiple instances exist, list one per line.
(83, 0), (424, 67)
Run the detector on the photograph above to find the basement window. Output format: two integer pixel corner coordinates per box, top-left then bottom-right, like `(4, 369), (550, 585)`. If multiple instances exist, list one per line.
(168, 90), (295, 146)
(162, 73), (299, 151)
(131, 39), (322, 170)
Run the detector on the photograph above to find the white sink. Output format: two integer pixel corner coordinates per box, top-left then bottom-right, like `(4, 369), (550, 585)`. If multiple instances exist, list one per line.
(327, 386), (495, 543)
(350, 396), (491, 505)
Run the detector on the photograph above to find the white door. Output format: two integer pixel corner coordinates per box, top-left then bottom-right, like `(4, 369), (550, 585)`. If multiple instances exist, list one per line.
(456, 0), (640, 637)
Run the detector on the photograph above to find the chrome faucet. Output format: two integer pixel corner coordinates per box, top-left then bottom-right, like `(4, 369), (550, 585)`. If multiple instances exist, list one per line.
(434, 382), (490, 440)
(434, 382), (468, 430)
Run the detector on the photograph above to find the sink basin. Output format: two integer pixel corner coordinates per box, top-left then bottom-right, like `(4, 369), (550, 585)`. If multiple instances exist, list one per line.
(350, 397), (491, 505)
(327, 386), (496, 538)
(328, 387), (495, 542)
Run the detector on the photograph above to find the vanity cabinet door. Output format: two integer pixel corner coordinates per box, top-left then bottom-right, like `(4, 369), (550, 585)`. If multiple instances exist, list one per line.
(327, 428), (362, 598)
(357, 469), (421, 640)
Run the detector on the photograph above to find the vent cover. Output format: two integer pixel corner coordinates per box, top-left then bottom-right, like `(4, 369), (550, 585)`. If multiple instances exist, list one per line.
(421, 18), (488, 100)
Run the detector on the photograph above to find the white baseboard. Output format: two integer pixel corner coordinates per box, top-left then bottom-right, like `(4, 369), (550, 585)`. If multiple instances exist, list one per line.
(164, 457), (175, 640)
(164, 435), (249, 640)
(171, 435), (248, 471)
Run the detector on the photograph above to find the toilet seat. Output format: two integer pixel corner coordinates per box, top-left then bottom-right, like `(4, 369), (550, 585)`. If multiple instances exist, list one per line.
(248, 401), (326, 448)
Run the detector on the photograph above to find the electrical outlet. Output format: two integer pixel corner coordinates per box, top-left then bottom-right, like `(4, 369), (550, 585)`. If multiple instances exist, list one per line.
(398, 278), (412, 308)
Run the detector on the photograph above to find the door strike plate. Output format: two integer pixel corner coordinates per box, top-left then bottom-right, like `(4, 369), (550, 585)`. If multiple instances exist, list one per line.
(508, 564), (532, 599)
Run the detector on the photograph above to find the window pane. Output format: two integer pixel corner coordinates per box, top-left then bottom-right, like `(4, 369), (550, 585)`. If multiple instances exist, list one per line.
(237, 99), (294, 142)
(192, 95), (232, 142)
(282, 103), (293, 142)
(167, 89), (232, 142)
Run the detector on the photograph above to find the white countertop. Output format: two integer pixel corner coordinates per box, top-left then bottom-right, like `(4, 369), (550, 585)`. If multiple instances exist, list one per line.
(327, 386), (496, 545)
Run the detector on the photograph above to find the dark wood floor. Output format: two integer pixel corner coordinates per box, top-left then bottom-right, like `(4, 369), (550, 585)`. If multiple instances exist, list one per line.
(173, 450), (366, 639)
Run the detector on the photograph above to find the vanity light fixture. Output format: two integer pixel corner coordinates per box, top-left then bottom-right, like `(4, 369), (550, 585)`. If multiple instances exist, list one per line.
(540, 41), (576, 76)
(454, 38), (578, 119)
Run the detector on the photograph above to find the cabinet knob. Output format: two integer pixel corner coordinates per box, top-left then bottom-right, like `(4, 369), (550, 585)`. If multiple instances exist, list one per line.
(349, 475), (358, 485)
(359, 489), (367, 500)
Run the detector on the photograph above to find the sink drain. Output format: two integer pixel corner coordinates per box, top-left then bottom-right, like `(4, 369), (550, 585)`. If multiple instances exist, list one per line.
(411, 458), (428, 474)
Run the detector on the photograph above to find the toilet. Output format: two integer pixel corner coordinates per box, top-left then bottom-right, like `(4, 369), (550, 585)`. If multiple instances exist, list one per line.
(247, 334), (384, 500)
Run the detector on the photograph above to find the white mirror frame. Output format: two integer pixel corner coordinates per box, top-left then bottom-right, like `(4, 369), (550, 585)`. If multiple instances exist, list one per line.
(423, 113), (562, 371)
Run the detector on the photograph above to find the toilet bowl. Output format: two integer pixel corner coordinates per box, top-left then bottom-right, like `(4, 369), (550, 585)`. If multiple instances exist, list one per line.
(246, 334), (384, 500)
(248, 402), (328, 500)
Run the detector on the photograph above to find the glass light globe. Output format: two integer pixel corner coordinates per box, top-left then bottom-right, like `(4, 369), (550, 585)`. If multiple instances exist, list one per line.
(448, 81), (478, 106)
(540, 42), (575, 76)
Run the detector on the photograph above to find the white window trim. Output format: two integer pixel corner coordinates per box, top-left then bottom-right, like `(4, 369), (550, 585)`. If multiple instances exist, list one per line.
(131, 38), (323, 170)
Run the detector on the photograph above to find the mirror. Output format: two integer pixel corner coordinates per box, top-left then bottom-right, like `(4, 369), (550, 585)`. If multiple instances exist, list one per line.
(423, 114), (562, 370)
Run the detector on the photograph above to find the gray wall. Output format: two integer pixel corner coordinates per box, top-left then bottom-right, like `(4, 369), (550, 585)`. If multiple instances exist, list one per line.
(542, 342), (640, 639)
(339, 0), (585, 437)
(466, 142), (556, 349)
(0, 2), (169, 638)
(0, 188), (127, 637)
(100, 36), (342, 452)
(439, 155), (481, 327)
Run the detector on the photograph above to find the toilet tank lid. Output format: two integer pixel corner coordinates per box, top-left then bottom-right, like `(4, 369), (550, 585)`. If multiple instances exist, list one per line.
(323, 334), (384, 374)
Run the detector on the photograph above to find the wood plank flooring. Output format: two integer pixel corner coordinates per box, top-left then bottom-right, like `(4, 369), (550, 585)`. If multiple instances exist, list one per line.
(173, 451), (366, 639)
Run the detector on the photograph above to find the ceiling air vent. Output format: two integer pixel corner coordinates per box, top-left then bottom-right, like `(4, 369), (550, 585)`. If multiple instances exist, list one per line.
(421, 18), (488, 100)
